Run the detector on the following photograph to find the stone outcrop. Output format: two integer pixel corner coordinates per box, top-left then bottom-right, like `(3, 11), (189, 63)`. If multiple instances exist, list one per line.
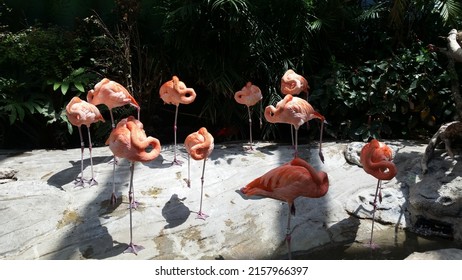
(0, 140), (460, 260)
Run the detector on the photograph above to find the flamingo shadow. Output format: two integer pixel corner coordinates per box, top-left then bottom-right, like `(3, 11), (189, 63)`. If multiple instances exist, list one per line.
(162, 194), (190, 229)
(47, 156), (112, 190)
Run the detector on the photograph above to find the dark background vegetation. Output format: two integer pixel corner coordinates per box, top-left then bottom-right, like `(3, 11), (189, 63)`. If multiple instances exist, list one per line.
(1, 0), (461, 150)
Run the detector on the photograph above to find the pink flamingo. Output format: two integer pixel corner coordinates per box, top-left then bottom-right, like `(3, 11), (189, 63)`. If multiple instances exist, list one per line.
(87, 78), (140, 127)
(184, 127), (214, 220)
(281, 69), (310, 147)
(360, 138), (397, 249)
(87, 78), (141, 205)
(65, 96), (105, 186)
(241, 157), (329, 259)
(280, 69), (309, 96)
(159, 76), (197, 165)
(234, 82), (263, 150)
(264, 94), (325, 162)
(106, 116), (161, 254)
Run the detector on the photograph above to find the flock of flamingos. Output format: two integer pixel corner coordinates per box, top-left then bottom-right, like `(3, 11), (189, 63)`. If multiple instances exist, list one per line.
(65, 69), (398, 259)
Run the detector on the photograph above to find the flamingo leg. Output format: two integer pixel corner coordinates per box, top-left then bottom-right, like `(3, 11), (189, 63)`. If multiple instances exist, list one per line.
(74, 126), (85, 187)
(127, 162), (140, 210)
(124, 162), (144, 255)
(186, 154), (191, 188)
(318, 120), (325, 163)
(86, 126), (98, 186)
(293, 128), (299, 158)
(368, 179), (382, 249)
(110, 155), (117, 205)
(285, 203), (294, 260)
(247, 106), (254, 151)
(196, 158), (209, 220)
(172, 105), (183, 165)
(290, 125), (295, 149)
(109, 108), (119, 204)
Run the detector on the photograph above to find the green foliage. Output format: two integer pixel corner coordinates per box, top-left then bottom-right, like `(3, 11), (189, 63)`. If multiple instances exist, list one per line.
(1, 0), (462, 148)
(310, 39), (454, 140)
(0, 23), (96, 148)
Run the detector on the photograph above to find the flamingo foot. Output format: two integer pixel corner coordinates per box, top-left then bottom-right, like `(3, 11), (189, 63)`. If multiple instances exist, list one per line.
(74, 178), (85, 187)
(243, 145), (254, 151)
(196, 211), (209, 220)
(124, 242), (145, 255)
(128, 200), (140, 209)
(88, 178), (98, 186)
(183, 179), (191, 188)
(364, 241), (380, 250)
(110, 192), (118, 205)
(171, 158), (183, 166)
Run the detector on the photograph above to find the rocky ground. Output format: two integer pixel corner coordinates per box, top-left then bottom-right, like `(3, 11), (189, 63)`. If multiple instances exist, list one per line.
(1, 139), (461, 260)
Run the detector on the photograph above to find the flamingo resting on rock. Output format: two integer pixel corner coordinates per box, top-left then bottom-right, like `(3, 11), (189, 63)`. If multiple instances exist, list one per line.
(106, 116), (161, 255)
(360, 138), (397, 249)
(87, 78), (141, 205)
(65, 96), (105, 186)
(264, 94), (325, 162)
(160, 76), (197, 165)
(240, 157), (329, 259)
(234, 82), (263, 150)
(184, 127), (214, 220)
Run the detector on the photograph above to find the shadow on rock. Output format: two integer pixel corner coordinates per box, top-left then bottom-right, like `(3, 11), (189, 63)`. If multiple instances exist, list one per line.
(47, 156), (111, 190)
(162, 194), (190, 229)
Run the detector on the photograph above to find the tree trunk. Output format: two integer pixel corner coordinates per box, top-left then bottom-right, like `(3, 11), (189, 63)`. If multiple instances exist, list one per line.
(421, 29), (462, 173)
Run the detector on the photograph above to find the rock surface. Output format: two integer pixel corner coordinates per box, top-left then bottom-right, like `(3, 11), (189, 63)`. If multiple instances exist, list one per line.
(0, 140), (461, 260)
(405, 248), (462, 260)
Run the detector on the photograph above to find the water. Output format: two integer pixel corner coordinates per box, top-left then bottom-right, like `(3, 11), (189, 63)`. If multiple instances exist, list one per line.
(295, 228), (462, 260)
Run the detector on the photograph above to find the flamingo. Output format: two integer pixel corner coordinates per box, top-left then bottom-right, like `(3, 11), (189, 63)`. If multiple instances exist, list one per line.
(106, 116), (161, 255)
(281, 69), (310, 148)
(184, 127), (214, 220)
(240, 157), (329, 259)
(87, 78), (140, 127)
(87, 78), (141, 205)
(159, 76), (197, 165)
(264, 94), (325, 162)
(234, 82), (263, 150)
(65, 96), (105, 186)
(280, 69), (309, 96)
(360, 138), (397, 249)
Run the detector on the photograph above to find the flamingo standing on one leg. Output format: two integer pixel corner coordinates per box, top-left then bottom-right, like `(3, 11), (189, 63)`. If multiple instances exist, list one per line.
(87, 78), (141, 205)
(160, 76), (197, 165)
(240, 157), (329, 259)
(360, 138), (397, 249)
(281, 69), (309, 96)
(234, 82), (263, 150)
(280, 69), (310, 148)
(265, 94), (325, 162)
(106, 116), (161, 255)
(65, 96), (105, 186)
(184, 127), (214, 220)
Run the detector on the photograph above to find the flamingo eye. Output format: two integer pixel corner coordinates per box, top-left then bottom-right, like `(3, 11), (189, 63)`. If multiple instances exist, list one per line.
(270, 112), (274, 117)
(185, 93), (191, 98)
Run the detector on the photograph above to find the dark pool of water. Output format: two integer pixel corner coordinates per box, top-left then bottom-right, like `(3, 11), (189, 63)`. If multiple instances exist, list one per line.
(294, 229), (462, 260)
